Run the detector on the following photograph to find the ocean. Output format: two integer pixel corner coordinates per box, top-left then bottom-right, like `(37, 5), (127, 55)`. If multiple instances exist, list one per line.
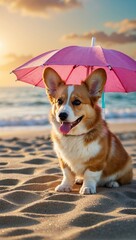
(0, 87), (136, 131)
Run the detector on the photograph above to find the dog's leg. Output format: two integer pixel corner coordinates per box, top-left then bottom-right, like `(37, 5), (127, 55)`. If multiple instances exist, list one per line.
(80, 169), (102, 195)
(55, 167), (75, 192)
(105, 181), (120, 188)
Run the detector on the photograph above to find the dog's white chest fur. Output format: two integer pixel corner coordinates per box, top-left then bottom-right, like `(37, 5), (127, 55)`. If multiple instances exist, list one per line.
(54, 134), (101, 176)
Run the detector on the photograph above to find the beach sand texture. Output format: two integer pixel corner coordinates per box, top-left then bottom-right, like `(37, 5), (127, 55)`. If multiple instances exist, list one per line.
(0, 124), (136, 240)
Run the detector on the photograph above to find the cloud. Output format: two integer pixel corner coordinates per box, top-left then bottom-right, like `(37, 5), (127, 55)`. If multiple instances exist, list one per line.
(0, 0), (82, 17)
(63, 30), (136, 45)
(105, 19), (136, 34)
(0, 53), (33, 71)
(62, 19), (136, 45)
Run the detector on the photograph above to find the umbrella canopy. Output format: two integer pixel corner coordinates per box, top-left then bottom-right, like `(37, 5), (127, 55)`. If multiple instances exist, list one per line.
(12, 45), (136, 93)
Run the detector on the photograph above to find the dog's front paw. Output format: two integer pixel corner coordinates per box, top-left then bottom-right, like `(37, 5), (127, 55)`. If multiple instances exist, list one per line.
(55, 184), (72, 192)
(105, 181), (119, 188)
(79, 185), (96, 195)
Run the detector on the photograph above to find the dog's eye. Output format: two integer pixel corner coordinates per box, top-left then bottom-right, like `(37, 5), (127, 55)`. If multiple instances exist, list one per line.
(57, 98), (63, 105)
(72, 99), (81, 106)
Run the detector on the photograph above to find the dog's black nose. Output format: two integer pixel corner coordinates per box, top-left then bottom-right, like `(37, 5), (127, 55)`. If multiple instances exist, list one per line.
(59, 112), (68, 121)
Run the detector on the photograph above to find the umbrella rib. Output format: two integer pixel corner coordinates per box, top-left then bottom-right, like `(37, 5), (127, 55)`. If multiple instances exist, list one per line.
(65, 65), (77, 83)
(111, 68), (128, 93)
(34, 78), (43, 87)
(15, 66), (39, 81)
(100, 47), (108, 65)
(86, 66), (90, 77)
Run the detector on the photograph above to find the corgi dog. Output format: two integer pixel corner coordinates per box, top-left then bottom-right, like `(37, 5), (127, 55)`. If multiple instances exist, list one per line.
(43, 67), (133, 195)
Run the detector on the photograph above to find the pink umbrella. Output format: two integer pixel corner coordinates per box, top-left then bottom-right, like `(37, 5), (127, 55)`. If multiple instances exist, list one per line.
(12, 43), (136, 93)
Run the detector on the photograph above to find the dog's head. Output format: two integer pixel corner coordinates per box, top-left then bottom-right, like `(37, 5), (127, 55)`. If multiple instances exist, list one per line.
(43, 67), (106, 135)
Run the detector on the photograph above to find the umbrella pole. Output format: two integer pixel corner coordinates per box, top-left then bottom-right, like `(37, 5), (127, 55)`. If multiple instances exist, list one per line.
(102, 92), (105, 120)
(91, 37), (106, 120)
(91, 37), (96, 46)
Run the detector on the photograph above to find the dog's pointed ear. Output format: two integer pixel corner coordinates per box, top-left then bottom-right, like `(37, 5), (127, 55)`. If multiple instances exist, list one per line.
(85, 68), (107, 99)
(43, 67), (63, 103)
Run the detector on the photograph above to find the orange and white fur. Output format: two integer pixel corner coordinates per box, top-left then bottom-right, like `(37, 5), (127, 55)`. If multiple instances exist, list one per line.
(43, 67), (133, 195)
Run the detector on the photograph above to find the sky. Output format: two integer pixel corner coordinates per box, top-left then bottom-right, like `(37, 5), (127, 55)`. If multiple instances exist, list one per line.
(0, 0), (136, 87)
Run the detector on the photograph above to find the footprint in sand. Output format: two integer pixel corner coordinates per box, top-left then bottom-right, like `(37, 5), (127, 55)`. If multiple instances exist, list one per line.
(119, 208), (136, 215)
(0, 145), (10, 153)
(28, 152), (37, 156)
(8, 146), (22, 151)
(104, 191), (128, 202)
(123, 190), (136, 200)
(0, 216), (39, 229)
(44, 154), (56, 158)
(85, 196), (119, 213)
(16, 141), (32, 147)
(47, 193), (82, 202)
(0, 149), (8, 153)
(24, 148), (35, 153)
(3, 231), (44, 240)
(131, 153), (136, 158)
(133, 163), (136, 168)
(24, 158), (50, 165)
(123, 143), (136, 147)
(38, 146), (52, 151)
(0, 168), (35, 175)
(0, 154), (24, 158)
(0, 179), (19, 186)
(0, 144), (6, 149)
(45, 167), (61, 174)
(0, 162), (8, 166)
(16, 184), (48, 192)
(3, 137), (19, 143)
(70, 212), (115, 227)
(0, 199), (18, 213)
(25, 175), (59, 184)
(4, 190), (41, 205)
(21, 200), (75, 215)
(3, 228), (33, 237)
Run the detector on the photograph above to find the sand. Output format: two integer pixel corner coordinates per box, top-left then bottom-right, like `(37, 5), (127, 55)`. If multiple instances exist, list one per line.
(0, 122), (136, 240)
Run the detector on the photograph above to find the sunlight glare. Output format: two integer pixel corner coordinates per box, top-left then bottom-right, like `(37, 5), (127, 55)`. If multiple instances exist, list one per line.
(0, 41), (4, 53)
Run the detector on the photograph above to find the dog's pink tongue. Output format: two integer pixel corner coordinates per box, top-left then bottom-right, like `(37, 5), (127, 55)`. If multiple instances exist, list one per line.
(60, 122), (71, 134)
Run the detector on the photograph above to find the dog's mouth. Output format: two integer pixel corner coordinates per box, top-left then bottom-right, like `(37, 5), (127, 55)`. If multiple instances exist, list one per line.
(59, 116), (84, 135)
